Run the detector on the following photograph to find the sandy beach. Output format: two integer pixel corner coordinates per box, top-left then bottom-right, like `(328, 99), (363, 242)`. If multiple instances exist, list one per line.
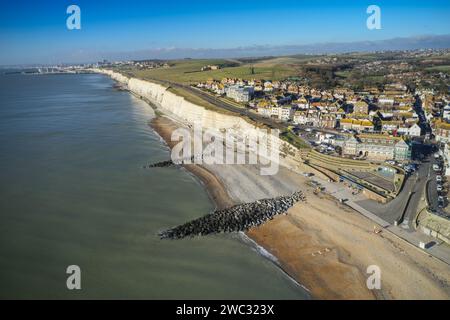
(151, 110), (450, 300)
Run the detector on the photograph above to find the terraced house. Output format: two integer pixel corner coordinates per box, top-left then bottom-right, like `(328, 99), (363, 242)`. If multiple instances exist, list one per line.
(434, 120), (450, 143)
(340, 118), (374, 132)
(342, 134), (412, 161)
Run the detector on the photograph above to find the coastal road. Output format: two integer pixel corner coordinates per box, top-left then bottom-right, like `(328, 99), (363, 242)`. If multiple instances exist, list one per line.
(310, 173), (450, 265)
(401, 160), (431, 229)
(354, 160), (430, 227)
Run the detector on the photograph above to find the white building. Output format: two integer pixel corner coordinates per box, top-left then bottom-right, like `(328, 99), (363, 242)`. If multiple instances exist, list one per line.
(280, 106), (294, 121)
(378, 96), (395, 105)
(443, 106), (450, 121)
(293, 111), (307, 124)
(270, 105), (294, 121)
(408, 123), (421, 137)
(225, 85), (254, 102)
(271, 106), (281, 118)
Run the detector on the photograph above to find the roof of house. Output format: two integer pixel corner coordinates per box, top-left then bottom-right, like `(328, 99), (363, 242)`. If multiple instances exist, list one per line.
(435, 120), (450, 130)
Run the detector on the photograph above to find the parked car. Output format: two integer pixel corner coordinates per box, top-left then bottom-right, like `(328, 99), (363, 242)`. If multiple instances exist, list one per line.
(436, 175), (443, 182)
(437, 184), (443, 192)
(433, 164), (441, 172)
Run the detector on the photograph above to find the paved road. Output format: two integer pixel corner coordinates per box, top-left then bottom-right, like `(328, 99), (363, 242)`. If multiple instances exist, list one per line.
(413, 95), (432, 135)
(355, 161), (430, 225)
(402, 160), (431, 229)
(310, 174), (450, 264)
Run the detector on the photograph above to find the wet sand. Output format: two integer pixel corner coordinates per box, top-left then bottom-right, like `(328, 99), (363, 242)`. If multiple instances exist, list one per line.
(151, 115), (450, 300)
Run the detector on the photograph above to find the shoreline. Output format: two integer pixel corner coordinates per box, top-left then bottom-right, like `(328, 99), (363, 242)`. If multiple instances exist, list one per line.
(105, 71), (450, 299)
(150, 114), (450, 300)
(150, 115), (373, 299)
(150, 116), (311, 296)
(150, 115), (380, 299)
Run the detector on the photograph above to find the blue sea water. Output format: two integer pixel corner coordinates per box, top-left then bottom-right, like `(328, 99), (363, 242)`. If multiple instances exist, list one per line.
(0, 73), (307, 299)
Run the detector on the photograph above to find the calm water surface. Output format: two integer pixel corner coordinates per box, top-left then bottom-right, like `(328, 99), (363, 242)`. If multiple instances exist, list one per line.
(0, 73), (307, 299)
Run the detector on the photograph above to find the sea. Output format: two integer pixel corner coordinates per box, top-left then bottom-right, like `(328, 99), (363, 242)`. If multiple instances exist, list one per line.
(0, 72), (308, 299)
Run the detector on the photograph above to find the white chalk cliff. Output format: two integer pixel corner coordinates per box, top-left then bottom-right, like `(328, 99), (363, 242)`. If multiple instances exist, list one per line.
(93, 69), (302, 172)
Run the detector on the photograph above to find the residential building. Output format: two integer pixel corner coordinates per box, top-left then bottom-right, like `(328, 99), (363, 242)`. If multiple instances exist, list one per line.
(434, 120), (450, 143)
(342, 134), (411, 161)
(352, 100), (369, 114)
(407, 123), (422, 137)
(340, 119), (373, 132)
(280, 106), (294, 121)
(225, 85), (254, 102)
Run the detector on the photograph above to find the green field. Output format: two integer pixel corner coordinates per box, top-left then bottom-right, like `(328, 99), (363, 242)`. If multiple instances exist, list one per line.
(425, 65), (450, 73)
(280, 129), (310, 150)
(166, 86), (235, 115)
(121, 58), (301, 84)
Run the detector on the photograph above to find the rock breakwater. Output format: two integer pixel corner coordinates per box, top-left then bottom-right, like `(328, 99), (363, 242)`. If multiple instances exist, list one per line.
(159, 191), (306, 239)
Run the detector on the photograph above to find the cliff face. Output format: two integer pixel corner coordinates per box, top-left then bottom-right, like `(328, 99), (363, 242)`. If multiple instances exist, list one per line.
(94, 69), (261, 133)
(93, 69), (301, 173)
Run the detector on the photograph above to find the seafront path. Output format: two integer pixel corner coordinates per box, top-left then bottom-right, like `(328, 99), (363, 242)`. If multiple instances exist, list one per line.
(309, 175), (450, 265)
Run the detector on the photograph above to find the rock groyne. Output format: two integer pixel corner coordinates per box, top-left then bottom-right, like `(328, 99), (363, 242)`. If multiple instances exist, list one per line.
(143, 155), (202, 168)
(143, 160), (174, 168)
(159, 191), (306, 239)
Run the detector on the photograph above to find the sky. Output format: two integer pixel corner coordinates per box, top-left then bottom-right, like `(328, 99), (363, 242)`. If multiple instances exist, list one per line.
(0, 0), (450, 65)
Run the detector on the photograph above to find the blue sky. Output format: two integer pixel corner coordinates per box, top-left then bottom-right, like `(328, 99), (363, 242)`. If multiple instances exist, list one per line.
(1, 0), (449, 65)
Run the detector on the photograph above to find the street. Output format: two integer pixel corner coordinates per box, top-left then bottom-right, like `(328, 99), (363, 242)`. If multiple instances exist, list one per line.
(355, 160), (430, 227)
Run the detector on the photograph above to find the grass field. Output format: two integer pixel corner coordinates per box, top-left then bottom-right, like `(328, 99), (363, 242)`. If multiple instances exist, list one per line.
(166, 86), (223, 111)
(425, 65), (450, 73)
(123, 58), (301, 84)
(280, 129), (310, 150)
